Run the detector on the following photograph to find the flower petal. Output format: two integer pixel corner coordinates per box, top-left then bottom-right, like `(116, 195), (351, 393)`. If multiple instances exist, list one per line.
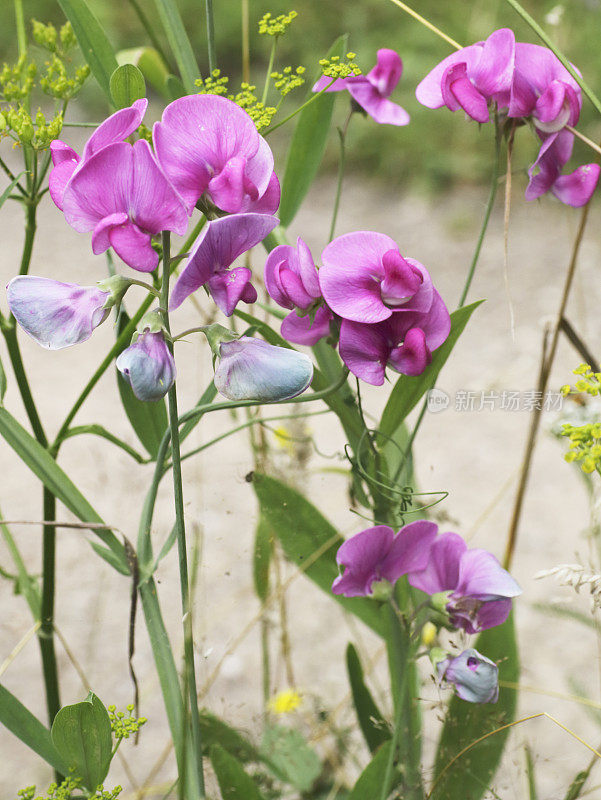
(408, 531), (466, 595)
(82, 98), (148, 161)
(552, 163), (600, 207)
(109, 221), (159, 272)
(332, 526), (395, 597)
(379, 520), (438, 583)
(455, 549), (521, 601)
(208, 266), (255, 316)
(367, 49), (403, 97)
(339, 319), (388, 385)
(280, 307), (332, 346)
(347, 82), (410, 126)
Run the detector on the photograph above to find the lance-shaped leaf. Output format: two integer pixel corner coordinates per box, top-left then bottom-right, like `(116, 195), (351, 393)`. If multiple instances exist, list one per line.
(348, 741), (393, 800)
(210, 744), (267, 800)
(346, 643), (390, 753)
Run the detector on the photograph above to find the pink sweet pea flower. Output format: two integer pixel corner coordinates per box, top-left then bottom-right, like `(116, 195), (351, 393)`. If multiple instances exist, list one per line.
(153, 95), (280, 216)
(116, 329), (175, 401)
(526, 130), (600, 207)
(408, 531), (521, 634)
(60, 139), (188, 272)
(416, 29), (515, 123)
(509, 43), (581, 133)
(169, 213), (279, 315)
(313, 49), (410, 126)
(332, 521), (438, 598)
(6, 276), (110, 349)
(319, 231), (435, 324)
(264, 237), (333, 346)
(49, 99), (148, 210)
(338, 292), (450, 385)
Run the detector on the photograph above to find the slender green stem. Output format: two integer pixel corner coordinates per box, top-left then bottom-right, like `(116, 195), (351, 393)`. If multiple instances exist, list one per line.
(458, 116), (501, 307)
(0, 156), (27, 197)
(503, 0), (601, 119)
(19, 200), (37, 275)
(39, 489), (61, 733)
(161, 232), (206, 798)
(205, 0), (216, 73)
(329, 112), (352, 242)
(2, 324), (47, 445)
(261, 39), (277, 106)
(13, 0), (26, 59)
(265, 78), (337, 136)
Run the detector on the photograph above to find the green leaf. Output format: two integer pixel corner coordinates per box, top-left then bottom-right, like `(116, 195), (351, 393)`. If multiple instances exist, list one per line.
(278, 34), (348, 227)
(210, 744), (267, 800)
(346, 644), (390, 753)
(0, 684), (67, 774)
(347, 741), (393, 800)
(0, 171), (25, 210)
(116, 312), (168, 460)
(431, 613), (519, 800)
(0, 354), (6, 404)
(60, 424), (147, 463)
(199, 711), (261, 763)
(117, 47), (169, 96)
(139, 580), (202, 800)
(152, 0), (200, 92)
(90, 542), (130, 576)
(252, 473), (385, 636)
(0, 512), (41, 617)
(110, 63), (146, 109)
(0, 407), (127, 571)
(253, 515), (272, 603)
(261, 725), (321, 792)
(56, 0), (118, 101)
(51, 691), (112, 790)
(564, 767), (592, 800)
(165, 73), (186, 100)
(380, 301), (484, 439)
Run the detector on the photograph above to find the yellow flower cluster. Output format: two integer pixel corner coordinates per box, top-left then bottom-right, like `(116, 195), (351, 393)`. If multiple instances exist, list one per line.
(258, 10), (298, 37)
(196, 72), (277, 131)
(40, 55), (89, 100)
(108, 703), (148, 740)
(319, 53), (362, 79)
(267, 688), (302, 713)
(270, 65), (306, 97)
(561, 365), (601, 473)
(0, 106), (63, 150)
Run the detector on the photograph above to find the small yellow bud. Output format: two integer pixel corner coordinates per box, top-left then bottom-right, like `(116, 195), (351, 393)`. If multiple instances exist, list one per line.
(421, 621), (437, 647)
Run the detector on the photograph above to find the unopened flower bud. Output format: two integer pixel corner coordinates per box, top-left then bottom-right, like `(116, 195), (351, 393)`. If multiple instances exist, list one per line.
(435, 648), (499, 704)
(116, 328), (175, 402)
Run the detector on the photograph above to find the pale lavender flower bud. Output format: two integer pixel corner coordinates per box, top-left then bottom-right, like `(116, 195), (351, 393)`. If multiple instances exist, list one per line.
(116, 329), (175, 402)
(6, 275), (111, 349)
(435, 648), (499, 704)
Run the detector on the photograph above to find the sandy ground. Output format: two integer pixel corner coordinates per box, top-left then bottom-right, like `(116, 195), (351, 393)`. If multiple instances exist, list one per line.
(2, 152), (601, 798)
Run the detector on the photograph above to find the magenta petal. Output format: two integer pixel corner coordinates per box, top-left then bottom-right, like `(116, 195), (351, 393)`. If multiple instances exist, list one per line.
(296, 237), (320, 298)
(552, 163), (600, 207)
(208, 267), (255, 316)
(279, 268), (313, 309)
(379, 520), (438, 583)
(265, 249), (295, 309)
(469, 599), (512, 632)
(153, 95), (262, 213)
(456, 549), (521, 601)
(347, 82), (410, 126)
(442, 63), (489, 122)
(247, 170), (280, 215)
(367, 49), (403, 97)
(471, 28), (515, 96)
(535, 80), (569, 126)
(416, 44), (484, 109)
(208, 156), (255, 213)
(129, 139), (188, 236)
(312, 75), (356, 93)
(408, 531), (466, 595)
(339, 320), (388, 386)
(388, 327), (431, 376)
(170, 213), (279, 309)
(91, 212), (130, 254)
(333, 526), (395, 597)
(380, 250), (423, 305)
(50, 140), (78, 167)
(82, 98), (147, 161)
(281, 307), (332, 346)
(109, 222), (158, 272)
(49, 158), (79, 211)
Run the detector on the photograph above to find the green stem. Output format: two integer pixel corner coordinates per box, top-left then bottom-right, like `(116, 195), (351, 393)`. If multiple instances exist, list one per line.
(261, 39), (277, 106)
(265, 78), (336, 136)
(329, 112), (352, 242)
(19, 200), (37, 275)
(0, 156), (27, 197)
(161, 232), (206, 798)
(458, 115), (501, 307)
(205, 0), (216, 73)
(13, 0), (26, 59)
(2, 323), (47, 445)
(503, 0), (601, 119)
(39, 489), (61, 730)
(126, 0), (173, 69)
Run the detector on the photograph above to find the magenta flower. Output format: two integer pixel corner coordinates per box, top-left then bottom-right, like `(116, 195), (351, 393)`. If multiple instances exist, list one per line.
(60, 139), (188, 272)
(6, 276), (110, 349)
(153, 95), (280, 216)
(49, 99), (148, 210)
(214, 336), (313, 401)
(313, 49), (410, 126)
(408, 531), (521, 634)
(169, 213), (279, 315)
(435, 649), (499, 703)
(339, 293), (450, 385)
(116, 329), (175, 401)
(510, 43), (581, 132)
(320, 232), (435, 324)
(416, 29), (515, 123)
(264, 237), (333, 345)
(526, 130), (600, 207)
(332, 521), (438, 598)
